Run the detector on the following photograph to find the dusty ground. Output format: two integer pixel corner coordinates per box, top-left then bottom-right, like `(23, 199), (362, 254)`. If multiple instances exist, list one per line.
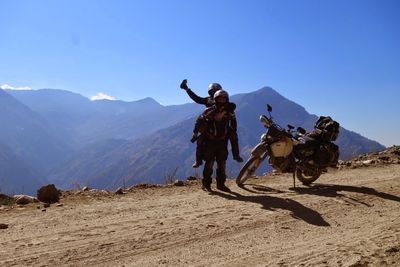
(1, 165), (399, 267)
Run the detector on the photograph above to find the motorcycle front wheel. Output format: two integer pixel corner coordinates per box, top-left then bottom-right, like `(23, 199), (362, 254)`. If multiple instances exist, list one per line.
(236, 155), (263, 185)
(295, 168), (321, 185)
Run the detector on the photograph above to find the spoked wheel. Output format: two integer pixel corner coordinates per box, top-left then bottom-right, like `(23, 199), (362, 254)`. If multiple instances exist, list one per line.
(295, 167), (322, 185)
(236, 155), (263, 185)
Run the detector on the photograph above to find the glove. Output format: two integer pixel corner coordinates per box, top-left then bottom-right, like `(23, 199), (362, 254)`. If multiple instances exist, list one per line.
(190, 132), (198, 143)
(180, 79), (189, 90)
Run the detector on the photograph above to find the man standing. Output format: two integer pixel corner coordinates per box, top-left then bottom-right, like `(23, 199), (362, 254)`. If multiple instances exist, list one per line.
(180, 79), (243, 167)
(199, 90), (237, 192)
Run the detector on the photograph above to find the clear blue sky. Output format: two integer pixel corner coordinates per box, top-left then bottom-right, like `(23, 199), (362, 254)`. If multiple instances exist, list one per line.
(1, 0), (399, 146)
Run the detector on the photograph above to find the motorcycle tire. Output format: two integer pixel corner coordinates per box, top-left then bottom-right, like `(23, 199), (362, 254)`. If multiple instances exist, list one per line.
(236, 155), (263, 185)
(295, 168), (321, 185)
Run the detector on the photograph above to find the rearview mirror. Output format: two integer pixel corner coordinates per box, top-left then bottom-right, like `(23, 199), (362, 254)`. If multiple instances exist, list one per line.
(287, 124), (294, 130)
(259, 115), (271, 127)
(267, 104), (272, 112)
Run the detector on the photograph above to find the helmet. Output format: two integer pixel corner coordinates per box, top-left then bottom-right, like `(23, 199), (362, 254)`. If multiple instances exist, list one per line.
(208, 83), (222, 96)
(213, 90), (229, 102)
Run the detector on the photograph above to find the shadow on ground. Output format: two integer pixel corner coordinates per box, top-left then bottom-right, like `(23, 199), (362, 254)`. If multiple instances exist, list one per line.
(211, 186), (330, 227)
(291, 183), (400, 206)
(237, 184), (285, 194)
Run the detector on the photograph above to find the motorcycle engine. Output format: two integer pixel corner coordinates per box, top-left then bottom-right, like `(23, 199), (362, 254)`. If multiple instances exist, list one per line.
(269, 157), (294, 173)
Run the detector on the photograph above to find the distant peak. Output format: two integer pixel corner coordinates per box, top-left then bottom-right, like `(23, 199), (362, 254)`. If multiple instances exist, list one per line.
(134, 97), (162, 106)
(232, 86), (285, 100)
(255, 86), (279, 94)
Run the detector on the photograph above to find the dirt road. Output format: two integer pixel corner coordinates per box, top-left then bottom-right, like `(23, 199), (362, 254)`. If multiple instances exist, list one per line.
(1, 165), (399, 266)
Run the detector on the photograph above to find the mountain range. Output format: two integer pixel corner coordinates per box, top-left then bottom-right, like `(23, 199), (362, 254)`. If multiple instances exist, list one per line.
(0, 87), (385, 194)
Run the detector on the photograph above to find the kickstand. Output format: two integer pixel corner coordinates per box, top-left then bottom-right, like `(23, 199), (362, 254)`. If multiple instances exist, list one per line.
(292, 172), (296, 189)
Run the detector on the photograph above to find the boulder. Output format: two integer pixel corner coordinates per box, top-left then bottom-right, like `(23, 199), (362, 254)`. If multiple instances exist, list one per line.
(173, 180), (185, 186)
(362, 160), (374, 165)
(187, 176), (197, 181)
(392, 150), (400, 156)
(378, 156), (390, 161)
(37, 184), (60, 204)
(114, 187), (124, 194)
(82, 186), (90, 191)
(13, 195), (38, 205)
(132, 183), (157, 189)
(0, 193), (11, 200)
(0, 194), (14, 205)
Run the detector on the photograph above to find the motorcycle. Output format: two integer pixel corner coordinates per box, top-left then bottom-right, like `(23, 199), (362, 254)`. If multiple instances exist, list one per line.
(236, 104), (339, 187)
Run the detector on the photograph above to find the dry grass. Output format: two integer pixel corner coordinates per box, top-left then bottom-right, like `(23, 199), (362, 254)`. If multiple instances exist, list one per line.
(164, 166), (179, 184)
(0, 193), (15, 206)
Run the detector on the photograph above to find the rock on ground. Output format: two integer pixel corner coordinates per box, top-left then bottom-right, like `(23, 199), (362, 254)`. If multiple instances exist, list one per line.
(37, 184), (60, 204)
(13, 195), (38, 205)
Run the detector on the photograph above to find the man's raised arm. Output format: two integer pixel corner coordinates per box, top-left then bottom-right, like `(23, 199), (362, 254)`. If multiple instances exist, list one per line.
(180, 79), (209, 106)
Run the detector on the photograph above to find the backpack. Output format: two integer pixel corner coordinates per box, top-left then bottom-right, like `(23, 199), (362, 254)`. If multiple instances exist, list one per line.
(314, 116), (340, 142)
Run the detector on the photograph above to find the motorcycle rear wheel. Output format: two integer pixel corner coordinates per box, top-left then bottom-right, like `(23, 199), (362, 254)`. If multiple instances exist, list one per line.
(236, 156), (263, 185)
(295, 168), (321, 185)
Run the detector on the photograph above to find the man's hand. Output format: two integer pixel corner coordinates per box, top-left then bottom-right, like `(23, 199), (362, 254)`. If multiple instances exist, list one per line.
(190, 132), (198, 143)
(180, 79), (189, 90)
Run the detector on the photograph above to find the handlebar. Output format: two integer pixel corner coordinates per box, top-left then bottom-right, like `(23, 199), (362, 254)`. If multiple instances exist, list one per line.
(259, 114), (303, 140)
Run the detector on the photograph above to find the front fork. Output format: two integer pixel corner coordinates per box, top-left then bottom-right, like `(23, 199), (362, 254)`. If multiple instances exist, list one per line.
(250, 142), (269, 158)
(252, 140), (298, 188)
